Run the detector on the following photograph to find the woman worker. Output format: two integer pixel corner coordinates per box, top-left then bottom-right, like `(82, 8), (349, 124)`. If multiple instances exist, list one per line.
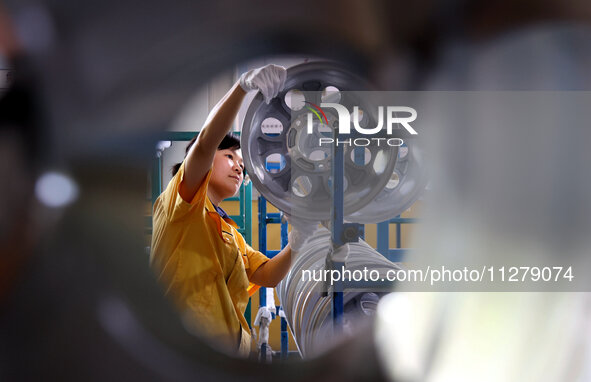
(150, 64), (312, 356)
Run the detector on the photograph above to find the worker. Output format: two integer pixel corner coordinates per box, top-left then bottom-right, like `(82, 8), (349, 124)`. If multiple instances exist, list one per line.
(150, 64), (314, 357)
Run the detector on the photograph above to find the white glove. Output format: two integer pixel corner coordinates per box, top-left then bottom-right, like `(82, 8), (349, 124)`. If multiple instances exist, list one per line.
(239, 64), (287, 104)
(285, 214), (319, 252)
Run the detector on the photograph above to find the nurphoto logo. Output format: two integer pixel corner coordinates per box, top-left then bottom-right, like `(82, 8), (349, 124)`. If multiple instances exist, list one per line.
(306, 102), (418, 147)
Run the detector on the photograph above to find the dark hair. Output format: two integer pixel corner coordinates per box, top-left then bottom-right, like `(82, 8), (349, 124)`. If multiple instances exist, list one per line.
(171, 133), (240, 176)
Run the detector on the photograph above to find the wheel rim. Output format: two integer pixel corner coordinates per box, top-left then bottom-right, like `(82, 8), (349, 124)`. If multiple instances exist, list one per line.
(241, 61), (398, 220)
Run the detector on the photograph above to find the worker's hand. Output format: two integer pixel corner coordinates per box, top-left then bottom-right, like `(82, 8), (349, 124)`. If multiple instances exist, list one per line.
(239, 64), (287, 104)
(285, 214), (319, 253)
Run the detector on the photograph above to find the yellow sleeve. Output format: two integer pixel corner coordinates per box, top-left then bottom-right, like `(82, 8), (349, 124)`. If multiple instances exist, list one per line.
(244, 242), (269, 280)
(240, 241), (269, 297)
(150, 160), (213, 275)
(159, 160), (212, 223)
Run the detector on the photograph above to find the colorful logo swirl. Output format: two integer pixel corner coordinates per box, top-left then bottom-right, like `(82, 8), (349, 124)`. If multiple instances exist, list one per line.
(305, 101), (328, 124)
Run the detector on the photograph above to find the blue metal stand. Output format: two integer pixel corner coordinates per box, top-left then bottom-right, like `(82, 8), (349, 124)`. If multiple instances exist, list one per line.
(329, 130), (346, 333)
(257, 195), (289, 361)
(280, 312), (288, 360)
(257, 197), (270, 362)
(376, 216), (419, 262)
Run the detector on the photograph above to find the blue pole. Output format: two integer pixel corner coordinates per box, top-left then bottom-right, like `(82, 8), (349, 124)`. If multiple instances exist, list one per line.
(331, 131), (345, 333)
(245, 182), (252, 245)
(258, 196), (268, 361)
(280, 217), (288, 359)
(377, 221), (389, 257)
(258, 196), (268, 308)
(280, 315), (288, 360)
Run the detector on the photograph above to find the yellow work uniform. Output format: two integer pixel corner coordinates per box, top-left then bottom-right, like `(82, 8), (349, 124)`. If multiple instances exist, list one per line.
(150, 161), (269, 356)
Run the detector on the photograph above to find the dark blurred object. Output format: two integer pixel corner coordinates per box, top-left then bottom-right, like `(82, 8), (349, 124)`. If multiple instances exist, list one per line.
(0, 46), (43, 307)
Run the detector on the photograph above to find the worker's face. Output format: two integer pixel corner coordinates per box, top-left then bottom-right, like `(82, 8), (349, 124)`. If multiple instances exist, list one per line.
(210, 148), (244, 199)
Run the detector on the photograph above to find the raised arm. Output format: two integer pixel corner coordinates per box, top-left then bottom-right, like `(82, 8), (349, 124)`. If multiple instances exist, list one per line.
(179, 64), (286, 202)
(179, 82), (246, 202)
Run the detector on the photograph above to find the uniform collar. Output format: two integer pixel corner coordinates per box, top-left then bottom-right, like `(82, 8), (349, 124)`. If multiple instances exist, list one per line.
(205, 196), (239, 229)
(214, 204), (230, 220)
